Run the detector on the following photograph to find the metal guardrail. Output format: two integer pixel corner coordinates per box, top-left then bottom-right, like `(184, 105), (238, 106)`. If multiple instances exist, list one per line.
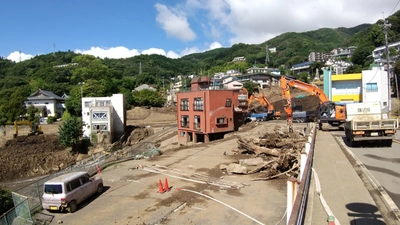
(287, 123), (316, 225)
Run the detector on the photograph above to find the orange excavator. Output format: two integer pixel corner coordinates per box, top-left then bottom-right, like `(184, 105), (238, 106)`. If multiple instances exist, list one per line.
(248, 93), (281, 121)
(280, 78), (294, 132)
(280, 76), (346, 131)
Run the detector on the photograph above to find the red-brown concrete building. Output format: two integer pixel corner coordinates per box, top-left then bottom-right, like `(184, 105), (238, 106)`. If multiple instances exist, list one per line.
(177, 76), (248, 144)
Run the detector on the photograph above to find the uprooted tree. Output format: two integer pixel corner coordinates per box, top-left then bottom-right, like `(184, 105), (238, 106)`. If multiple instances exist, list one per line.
(226, 125), (307, 180)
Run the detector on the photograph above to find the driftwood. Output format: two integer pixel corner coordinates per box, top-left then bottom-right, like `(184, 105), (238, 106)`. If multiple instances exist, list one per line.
(237, 139), (281, 156)
(247, 159), (277, 174)
(252, 163), (299, 181)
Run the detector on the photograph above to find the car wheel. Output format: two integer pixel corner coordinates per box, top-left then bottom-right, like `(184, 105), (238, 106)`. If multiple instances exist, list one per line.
(97, 183), (104, 194)
(67, 200), (77, 213)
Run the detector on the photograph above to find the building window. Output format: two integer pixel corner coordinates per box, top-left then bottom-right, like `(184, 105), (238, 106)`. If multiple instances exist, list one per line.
(96, 101), (111, 106)
(225, 98), (232, 107)
(194, 115), (201, 130)
(84, 101), (91, 107)
(194, 98), (203, 111)
(92, 123), (108, 131)
(216, 117), (227, 125)
(181, 99), (189, 111)
(366, 83), (378, 92)
(239, 101), (247, 106)
(92, 112), (108, 120)
(181, 115), (189, 127)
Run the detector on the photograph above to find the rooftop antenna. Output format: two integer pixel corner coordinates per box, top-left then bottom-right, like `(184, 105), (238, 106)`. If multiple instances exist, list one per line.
(19, 51), (21, 62)
(53, 43), (56, 57)
(139, 62), (142, 74)
(265, 45), (269, 67)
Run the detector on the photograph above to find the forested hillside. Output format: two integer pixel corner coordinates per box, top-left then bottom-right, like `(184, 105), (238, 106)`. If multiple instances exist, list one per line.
(1, 10), (400, 125)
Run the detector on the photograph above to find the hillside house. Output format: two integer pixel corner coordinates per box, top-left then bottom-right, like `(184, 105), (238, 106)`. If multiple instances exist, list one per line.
(24, 89), (67, 118)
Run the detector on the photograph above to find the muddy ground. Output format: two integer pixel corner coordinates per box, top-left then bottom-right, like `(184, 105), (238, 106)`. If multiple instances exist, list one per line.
(0, 107), (177, 184)
(0, 86), (317, 185)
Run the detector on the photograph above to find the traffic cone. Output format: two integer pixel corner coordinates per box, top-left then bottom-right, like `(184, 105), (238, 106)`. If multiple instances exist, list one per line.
(96, 164), (101, 174)
(164, 178), (170, 192)
(158, 180), (165, 193)
(327, 216), (335, 225)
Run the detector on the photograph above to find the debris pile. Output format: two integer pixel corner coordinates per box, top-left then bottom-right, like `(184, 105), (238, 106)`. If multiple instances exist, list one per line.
(222, 126), (307, 180)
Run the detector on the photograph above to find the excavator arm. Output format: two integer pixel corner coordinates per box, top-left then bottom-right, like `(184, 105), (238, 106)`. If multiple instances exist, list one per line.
(248, 93), (281, 119)
(14, 120), (43, 138)
(280, 77), (293, 132)
(284, 77), (328, 103)
(280, 76), (346, 131)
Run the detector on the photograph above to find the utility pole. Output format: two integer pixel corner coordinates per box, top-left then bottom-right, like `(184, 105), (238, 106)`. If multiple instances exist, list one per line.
(79, 82), (85, 98)
(383, 18), (392, 117)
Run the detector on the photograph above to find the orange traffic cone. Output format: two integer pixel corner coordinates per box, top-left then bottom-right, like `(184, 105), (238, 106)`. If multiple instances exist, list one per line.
(158, 180), (165, 193)
(164, 178), (170, 192)
(96, 164), (101, 174)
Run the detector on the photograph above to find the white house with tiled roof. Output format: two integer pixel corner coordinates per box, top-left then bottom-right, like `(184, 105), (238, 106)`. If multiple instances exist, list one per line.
(24, 89), (67, 118)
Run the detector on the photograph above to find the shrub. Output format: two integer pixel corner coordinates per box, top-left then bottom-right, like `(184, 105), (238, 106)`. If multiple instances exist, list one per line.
(58, 117), (83, 148)
(61, 110), (71, 121)
(47, 116), (56, 124)
(0, 186), (13, 215)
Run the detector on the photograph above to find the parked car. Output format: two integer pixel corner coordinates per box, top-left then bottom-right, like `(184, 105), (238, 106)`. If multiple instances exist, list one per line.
(42, 171), (103, 213)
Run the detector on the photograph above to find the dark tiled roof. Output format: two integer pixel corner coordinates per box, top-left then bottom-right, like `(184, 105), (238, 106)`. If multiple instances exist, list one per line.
(27, 89), (64, 101)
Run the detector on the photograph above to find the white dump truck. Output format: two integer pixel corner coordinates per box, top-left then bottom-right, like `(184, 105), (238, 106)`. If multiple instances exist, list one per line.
(344, 102), (398, 147)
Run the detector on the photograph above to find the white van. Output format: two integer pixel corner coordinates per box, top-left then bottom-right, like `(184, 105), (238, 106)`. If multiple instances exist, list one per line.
(42, 171), (103, 213)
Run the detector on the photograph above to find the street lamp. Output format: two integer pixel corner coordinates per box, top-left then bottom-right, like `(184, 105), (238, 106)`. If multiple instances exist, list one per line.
(78, 82), (85, 98)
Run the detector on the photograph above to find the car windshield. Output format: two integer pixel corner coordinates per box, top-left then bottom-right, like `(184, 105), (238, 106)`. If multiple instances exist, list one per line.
(44, 184), (63, 194)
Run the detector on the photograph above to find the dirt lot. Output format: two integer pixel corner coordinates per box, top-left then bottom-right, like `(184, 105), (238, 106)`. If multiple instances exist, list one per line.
(0, 86), (318, 186)
(0, 106), (177, 184)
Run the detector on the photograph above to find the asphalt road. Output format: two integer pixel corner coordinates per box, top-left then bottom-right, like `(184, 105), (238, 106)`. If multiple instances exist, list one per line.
(333, 131), (400, 210)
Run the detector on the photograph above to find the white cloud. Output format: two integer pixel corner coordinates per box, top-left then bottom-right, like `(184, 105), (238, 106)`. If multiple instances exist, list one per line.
(166, 51), (180, 59)
(74, 46), (140, 59)
(7, 51), (34, 62)
(74, 46), (187, 59)
(155, 3), (197, 41)
(180, 46), (201, 56)
(141, 48), (166, 56)
(185, 0), (396, 46)
(209, 41), (222, 50)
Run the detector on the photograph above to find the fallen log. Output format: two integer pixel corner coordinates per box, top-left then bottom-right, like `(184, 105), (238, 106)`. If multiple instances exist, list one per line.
(237, 139), (281, 156)
(247, 159), (277, 174)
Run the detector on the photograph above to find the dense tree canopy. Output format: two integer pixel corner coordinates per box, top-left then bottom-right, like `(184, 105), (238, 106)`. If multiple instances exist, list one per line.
(1, 10), (400, 122)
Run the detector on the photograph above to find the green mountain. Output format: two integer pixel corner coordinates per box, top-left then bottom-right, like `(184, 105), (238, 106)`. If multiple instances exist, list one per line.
(1, 10), (400, 124)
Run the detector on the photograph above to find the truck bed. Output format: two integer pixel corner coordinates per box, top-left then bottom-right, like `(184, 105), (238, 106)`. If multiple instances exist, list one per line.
(345, 119), (398, 130)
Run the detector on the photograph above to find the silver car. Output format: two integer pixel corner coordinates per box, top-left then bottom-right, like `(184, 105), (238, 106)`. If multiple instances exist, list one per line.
(42, 171), (103, 213)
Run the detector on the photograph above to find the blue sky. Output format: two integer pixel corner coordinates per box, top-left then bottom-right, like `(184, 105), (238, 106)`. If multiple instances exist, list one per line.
(1, 0), (398, 62)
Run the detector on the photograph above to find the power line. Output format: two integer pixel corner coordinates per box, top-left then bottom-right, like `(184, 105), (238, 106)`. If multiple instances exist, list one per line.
(389, 0), (400, 16)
